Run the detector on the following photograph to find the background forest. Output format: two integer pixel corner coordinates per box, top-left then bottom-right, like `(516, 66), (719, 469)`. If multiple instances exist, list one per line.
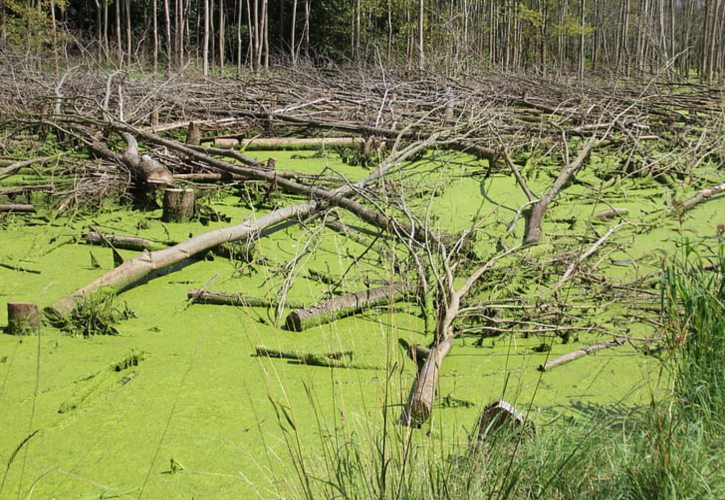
(1, 0), (724, 79)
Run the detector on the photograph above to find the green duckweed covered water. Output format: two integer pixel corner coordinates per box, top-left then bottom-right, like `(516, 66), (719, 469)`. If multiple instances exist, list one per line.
(0, 148), (721, 497)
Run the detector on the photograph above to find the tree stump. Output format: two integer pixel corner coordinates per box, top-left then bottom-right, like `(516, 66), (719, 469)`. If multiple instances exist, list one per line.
(186, 121), (201, 145)
(150, 108), (160, 128)
(475, 400), (533, 442)
(6, 302), (41, 335)
(162, 188), (195, 223)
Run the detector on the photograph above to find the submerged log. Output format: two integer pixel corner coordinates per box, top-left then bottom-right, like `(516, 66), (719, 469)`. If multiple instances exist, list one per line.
(0, 204), (35, 213)
(84, 231), (166, 251)
(285, 282), (408, 332)
(537, 338), (626, 372)
(6, 302), (41, 335)
(679, 182), (725, 212)
(187, 289), (306, 309)
(595, 207), (629, 220)
(162, 188), (195, 223)
(254, 345), (354, 362)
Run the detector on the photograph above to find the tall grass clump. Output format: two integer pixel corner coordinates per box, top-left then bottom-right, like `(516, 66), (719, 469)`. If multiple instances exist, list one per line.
(47, 288), (136, 337)
(278, 241), (724, 499)
(662, 241), (724, 422)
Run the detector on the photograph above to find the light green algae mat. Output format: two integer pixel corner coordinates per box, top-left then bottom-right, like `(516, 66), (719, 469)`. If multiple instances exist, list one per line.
(0, 149), (721, 497)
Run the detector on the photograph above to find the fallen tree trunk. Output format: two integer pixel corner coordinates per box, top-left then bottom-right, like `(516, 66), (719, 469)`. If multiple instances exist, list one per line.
(0, 184), (55, 196)
(254, 345), (354, 362)
(88, 133), (175, 191)
(678, 182), (725, 212)
(537, 338), (626, 372)
(187, 289), (307, 309)
(101, 121), (452, 249)
(401, 246), (521, 428)
(46, 138), (429, 317)
(285, 282), (409, 331)
(84, 231), (167, 251)
(211, 109), (499, 162)
(237, 137), (364, 151)
(0, 155), (61, 178)
(0, 204), (36, 213)
(524, 138), (598, 245)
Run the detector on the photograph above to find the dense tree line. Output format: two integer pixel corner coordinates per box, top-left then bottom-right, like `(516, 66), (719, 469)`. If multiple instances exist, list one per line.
(1, 0), (723, 80)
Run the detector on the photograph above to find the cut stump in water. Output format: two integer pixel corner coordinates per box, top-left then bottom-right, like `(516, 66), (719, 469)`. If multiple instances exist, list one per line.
(476, 400), (533, 442)
(6, 302), (41, 335)
(162, 188), (195, 223)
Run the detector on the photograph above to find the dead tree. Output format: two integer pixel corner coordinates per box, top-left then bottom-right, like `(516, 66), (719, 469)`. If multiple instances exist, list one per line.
(46, 138), (432, 317)
(401, 245), (522, 428)
(523, 138), (599, 245)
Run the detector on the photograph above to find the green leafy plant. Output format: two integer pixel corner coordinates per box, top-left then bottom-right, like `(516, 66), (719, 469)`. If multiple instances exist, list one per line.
(53, 288), (136, 337)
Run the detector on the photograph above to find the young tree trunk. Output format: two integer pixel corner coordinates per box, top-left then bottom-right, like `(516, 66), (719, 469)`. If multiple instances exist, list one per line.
(290, 0), (298, 64)
(125, 0), (132, 66)
(164, 0), (172, 70)
(203, 0), (210, 75)
(153, 0), (159, 72)
(219, 0), (225, 71)
(418, 0), (425, 69)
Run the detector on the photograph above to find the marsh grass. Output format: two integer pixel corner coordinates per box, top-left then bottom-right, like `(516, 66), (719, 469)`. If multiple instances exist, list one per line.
(274, 241), (724, 499)
(48, 288), (136, 337)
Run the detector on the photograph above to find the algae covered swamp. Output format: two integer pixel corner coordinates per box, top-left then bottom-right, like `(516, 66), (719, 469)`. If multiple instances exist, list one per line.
(0, 67), (723, 497)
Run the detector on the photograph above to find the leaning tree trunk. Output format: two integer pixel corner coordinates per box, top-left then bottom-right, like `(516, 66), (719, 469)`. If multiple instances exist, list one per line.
(524, 138), (598, 245)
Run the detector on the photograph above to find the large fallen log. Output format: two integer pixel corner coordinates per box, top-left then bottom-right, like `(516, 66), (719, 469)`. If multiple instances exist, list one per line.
(210, 110), (499, 162)
(285, 282), (409, 332)
(524, 138), (598, 245)
(215, 137), (365, 151)
(87, 133), (175, 191)
(46, 138), (430, 317)
(678, 182), (725, 212)
(0, 155), (61, 178)
(537, 338), (626, 372)
(0, 184), (55, 196)
(187, 289), (306, 309)
(102, 121), (453, 249)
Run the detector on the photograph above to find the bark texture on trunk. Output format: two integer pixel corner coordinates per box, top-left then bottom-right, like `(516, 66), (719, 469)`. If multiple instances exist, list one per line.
(7, 302), (41, 335)
(162, 188), (195, 222)
(538, 338), (625, 372)
(524, 139), (597, 245)
(285, 282), (408, 331)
